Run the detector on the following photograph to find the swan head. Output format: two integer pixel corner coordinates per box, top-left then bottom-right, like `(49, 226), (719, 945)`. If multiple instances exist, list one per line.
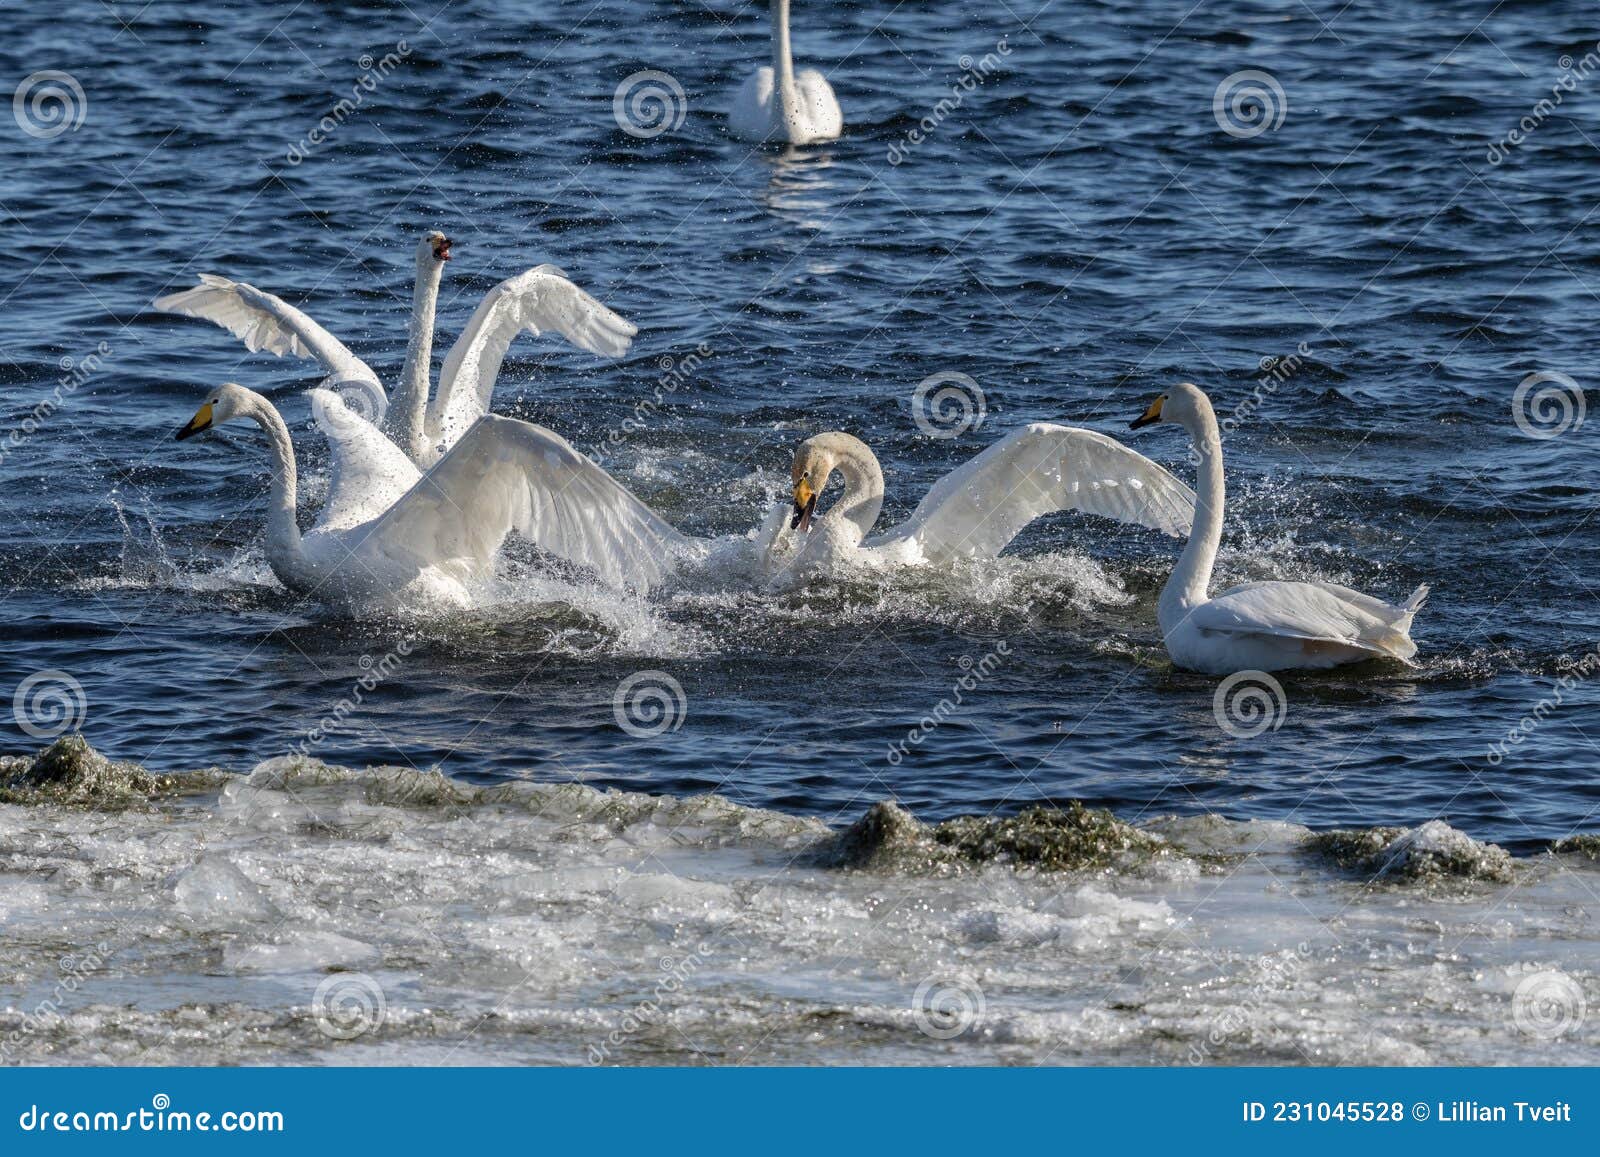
(789, 431), (877, 532)
(417, 230), (454, 265)
(1130, 382), (1209, 431)
(175, 382), (254, 440)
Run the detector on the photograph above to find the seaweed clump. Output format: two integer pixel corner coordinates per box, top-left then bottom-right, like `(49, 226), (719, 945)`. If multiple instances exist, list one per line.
(0, 734), (174, 809)
(1551, 834), (1600, 861)
(815, 799), (1174, 874)
(1308, 820), (1514, 884)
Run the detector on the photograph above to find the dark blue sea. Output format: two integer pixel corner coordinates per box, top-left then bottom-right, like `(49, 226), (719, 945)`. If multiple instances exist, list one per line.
(1, 1), (1598, 1065)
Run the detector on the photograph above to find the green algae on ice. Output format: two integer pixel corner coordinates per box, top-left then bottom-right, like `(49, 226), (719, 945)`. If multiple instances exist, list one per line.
(0, 734), (177, 809)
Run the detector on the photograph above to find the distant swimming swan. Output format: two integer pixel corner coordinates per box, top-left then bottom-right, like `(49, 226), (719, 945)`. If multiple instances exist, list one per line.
(155, 234), (636, 467)
(779, 425), (1197, 574)
(1128, 382), (1429, 674)
(728, 0), (843, 145)
(171, 384), (680, 611)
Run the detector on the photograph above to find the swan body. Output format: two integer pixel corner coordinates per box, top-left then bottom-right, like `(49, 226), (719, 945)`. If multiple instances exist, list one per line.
(154, 235), (635, 469)
(1129, 382), (1429, 674)
(171, 384), (678, 612)
(728, 0), (842, 144)
(778, 425), (1198, 577)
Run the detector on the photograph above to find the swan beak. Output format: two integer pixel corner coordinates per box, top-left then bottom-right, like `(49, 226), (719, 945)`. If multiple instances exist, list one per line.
(434, 237), (455, 261)
(174, 402), (214, 441)
(791, 478), (817, 532)
(1129, 396), (1164, 430)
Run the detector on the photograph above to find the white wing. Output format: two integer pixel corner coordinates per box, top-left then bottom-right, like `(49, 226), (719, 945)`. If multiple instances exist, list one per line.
(866, 423), (1196, 563)
(306, 389), (420, 534)
(154, 275), (383, 390)
(1185, 581), (1426, 657)
(366, 415), (689, 591)
(427, 267), (637, 453)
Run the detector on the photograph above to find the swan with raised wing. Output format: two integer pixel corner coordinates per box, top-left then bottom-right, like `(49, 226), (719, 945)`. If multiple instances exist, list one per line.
(728, 0), (843, 144)
(1127, 382), (1429, 674)
(171, 383), (687, 611)
(154, 233), (636, 467)
(775, 425), (1197, 578)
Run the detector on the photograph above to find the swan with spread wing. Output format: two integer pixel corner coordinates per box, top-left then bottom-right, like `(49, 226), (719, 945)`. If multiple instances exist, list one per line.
(1128, 382), (1429, 674)
(774, 425), (1197, 578)
(171, 384), (690, 612)
(153, 233), (636, 467)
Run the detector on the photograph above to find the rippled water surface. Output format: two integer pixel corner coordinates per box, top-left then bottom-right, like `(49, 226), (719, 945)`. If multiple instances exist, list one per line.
(2, 0), (1599, 1065)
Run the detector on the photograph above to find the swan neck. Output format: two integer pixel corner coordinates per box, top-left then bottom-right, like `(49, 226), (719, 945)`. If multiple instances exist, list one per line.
(770, 0), (795, 87)
(829, 441), (884, 539)
(1164, 410), (1225, 617)
(246, 396), (307, 587)
(393, 256), (442, 459)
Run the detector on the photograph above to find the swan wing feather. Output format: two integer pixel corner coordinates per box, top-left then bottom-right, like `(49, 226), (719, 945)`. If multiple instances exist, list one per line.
(867, 423), (1196, 562)
(153, 275), (383, 389)
(365, 415), (686, 591)
(1186, 581), (1422, 655)
(428, 267), (637, 452)
(306, 389), (421, 534)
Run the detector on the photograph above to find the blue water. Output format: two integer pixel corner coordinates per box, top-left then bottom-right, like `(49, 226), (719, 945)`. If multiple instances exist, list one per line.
(4, 0), (1599, 851)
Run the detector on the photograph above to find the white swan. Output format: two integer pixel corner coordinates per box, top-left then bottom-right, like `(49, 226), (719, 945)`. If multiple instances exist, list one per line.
(172, 383), (684, 611)
(728, 0), (843, 145)
(778, 425), (1197, 576)
(1128, 382), (1429, 674)
(154, 234), (636, 468)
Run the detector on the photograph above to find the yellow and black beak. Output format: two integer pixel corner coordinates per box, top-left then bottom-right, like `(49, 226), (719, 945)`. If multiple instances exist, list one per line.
(1129, 395), (1165, 430)
(791, 477), (817, 532)
(174, 402), (214, 441)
